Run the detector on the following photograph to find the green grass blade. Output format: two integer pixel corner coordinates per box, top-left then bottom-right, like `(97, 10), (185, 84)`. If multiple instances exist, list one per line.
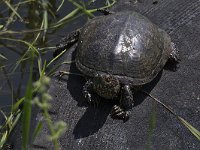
(0, 53), (7, 60)
(57, 0), (65, 11)
(68, 0), (94, 17)
(21, 50), (34, 150)
(3, 0), (23, 22)
(22, 79), (33, 150)
(178, 117), (200, 140)
(0, 110), (7, 120)
(47, 49), (66, 67)
(42, 0), (48, 41)
(31, 121), (43, 143)
(146, 101), (157, 149)
(10, 111), (21, 131)
(144, 91), (200, 141)
(57, 8), (80, 24)
(0, 131), (8, 149)
(12, 97), (25, 112)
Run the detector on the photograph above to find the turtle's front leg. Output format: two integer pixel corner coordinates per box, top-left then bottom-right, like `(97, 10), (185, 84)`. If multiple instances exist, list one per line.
(111, 85), (134, 122)
(83, 80), (100, 107)
(53, 29), (81, 57)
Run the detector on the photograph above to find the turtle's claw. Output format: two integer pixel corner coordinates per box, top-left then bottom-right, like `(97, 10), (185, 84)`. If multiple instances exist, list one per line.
(110, 105), (130, 122)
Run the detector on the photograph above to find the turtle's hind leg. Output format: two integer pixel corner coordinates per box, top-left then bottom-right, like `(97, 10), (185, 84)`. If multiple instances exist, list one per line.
(110, 105), (129, 121)
(110, 85), (134, 122)
(53, 29), (81, 57)
(164, 42), (180, 71)
(97, 9), (114, 15)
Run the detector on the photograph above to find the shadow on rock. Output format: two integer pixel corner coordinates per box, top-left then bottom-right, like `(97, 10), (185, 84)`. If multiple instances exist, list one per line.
(134, 70), (163, 106)
(65, 50), (111, 138)
(65, 49), (162, 139)
(72, 103), (113, 139)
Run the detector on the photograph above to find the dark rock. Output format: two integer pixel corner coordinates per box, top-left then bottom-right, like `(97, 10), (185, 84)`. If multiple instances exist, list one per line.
(11, 0), (200, 149)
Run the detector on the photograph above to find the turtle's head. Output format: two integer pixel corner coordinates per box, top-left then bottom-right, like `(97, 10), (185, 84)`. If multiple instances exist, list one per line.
(93, 74), (120, 99)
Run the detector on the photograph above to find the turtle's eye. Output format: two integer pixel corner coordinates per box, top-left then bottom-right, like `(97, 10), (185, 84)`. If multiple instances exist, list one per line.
(105, 76), (112, 83)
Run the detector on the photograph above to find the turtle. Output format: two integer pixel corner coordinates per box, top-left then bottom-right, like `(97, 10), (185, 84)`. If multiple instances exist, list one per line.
(55, 10), (179, 121)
